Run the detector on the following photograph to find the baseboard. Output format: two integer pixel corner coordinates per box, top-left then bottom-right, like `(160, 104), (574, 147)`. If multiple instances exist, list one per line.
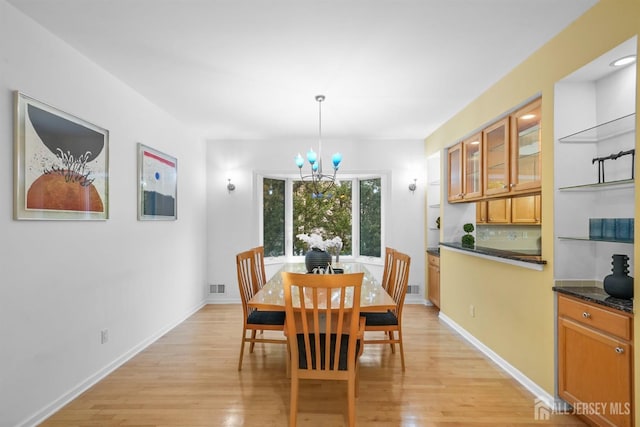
(20, 301), (207, 427)
(438, 311), (555, 409)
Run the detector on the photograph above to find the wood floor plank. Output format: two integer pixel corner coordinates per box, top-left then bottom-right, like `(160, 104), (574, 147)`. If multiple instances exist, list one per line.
(40, 305), (585, 426)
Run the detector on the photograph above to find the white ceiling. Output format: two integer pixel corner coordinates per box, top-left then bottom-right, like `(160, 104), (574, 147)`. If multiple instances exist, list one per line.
(8, 0), (598, 141)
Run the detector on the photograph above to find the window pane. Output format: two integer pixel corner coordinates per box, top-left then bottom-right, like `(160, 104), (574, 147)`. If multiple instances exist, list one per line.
(360, 178), (381, 257)
(293, 180), (352, 256)
(263, 178), (285, 256)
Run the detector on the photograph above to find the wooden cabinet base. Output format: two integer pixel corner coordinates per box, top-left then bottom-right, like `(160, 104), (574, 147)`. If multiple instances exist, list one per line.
(557, 294), (633, 426)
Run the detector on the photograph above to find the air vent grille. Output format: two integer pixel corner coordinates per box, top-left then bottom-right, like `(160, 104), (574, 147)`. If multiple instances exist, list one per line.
(209, 284), (225, 294)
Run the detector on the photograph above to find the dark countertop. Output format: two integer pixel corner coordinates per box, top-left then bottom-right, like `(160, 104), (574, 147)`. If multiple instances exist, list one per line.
(426, 247), (440, 256)
(553, 286), (633, 314)
(439, 242), (546, 265)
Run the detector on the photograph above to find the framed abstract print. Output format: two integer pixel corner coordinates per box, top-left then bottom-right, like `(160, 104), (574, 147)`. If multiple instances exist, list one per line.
(137, 143), (177, 220)
(14, 92), (109, 220)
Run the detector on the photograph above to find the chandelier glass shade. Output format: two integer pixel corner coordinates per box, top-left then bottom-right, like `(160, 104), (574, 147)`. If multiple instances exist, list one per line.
(295, 95), (342, 198)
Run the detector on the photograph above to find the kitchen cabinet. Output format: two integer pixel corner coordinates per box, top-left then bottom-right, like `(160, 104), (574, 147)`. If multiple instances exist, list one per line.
(448, 98), (542, 204)
(557, 294), (633, 426)
(477, 195), (540, 224)
(427, 253), (440, 308)
(447, 142), (463, 202)
(510, 99), (542, 193)
(462, 133), (483, 200)
(483, 117), (510, 197)
(447, 133), (483, 202)
(511, 194), (541, 224)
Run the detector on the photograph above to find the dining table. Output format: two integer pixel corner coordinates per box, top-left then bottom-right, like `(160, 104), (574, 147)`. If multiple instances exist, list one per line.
(248, 262), (396, 312)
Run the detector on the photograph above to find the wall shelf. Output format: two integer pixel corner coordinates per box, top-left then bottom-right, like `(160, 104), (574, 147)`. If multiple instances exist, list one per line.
(557, 236), (634, 244)
(558, 113), (635, 143)
(558, 179), (634, 191)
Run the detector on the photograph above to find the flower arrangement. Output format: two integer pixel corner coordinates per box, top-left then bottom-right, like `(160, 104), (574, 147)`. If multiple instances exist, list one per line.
(296, 229), (342, 252)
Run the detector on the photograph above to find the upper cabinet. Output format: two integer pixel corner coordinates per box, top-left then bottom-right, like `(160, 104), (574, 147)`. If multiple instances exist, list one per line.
(463, 133), (483, 200)
(448, 98), (542, 204)
(483, 118), (510, 197)
(447, 142), (463, 202)
(510, 99), (542, 193)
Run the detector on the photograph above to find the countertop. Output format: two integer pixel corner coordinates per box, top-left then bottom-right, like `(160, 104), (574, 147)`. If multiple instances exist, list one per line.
(439, 242), (546, 265)
(553, 286), (633, 314)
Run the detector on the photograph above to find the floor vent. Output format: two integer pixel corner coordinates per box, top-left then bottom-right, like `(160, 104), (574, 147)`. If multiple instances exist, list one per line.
(209, 284), (225, 294)
(407, 285), (420, 295)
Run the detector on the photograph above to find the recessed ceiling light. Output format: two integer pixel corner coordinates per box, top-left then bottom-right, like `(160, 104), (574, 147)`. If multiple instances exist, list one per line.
(470, 140), (480, 145)
(610, 55), (636, 67)
(520, 114), (536, 120)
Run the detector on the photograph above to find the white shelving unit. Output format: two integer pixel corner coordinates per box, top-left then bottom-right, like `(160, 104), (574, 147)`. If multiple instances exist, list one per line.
(554, 40), (636, 283)
(426, 152), (441, 248)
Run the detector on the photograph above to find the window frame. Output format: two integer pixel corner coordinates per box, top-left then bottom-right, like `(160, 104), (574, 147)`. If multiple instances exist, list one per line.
(257, 172), (387, 263)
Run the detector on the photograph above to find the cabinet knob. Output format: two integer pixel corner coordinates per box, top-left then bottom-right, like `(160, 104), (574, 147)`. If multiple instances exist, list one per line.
(615, 347), (625, 354)
(502, 184), (507, 189)
(582, 312), (591, 319)
(510, 183), (515, 188)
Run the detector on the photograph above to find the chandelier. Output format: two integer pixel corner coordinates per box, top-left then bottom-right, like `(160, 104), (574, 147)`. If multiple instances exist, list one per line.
(295, 95), (342, 198)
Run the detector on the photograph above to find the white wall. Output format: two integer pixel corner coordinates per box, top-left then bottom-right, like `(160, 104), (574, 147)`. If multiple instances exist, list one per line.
(206, 138), (427, 302)
(0, 2), (208, 426)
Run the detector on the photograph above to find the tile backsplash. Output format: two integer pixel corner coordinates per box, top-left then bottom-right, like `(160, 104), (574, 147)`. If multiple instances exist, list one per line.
(476, 225), (542, 252)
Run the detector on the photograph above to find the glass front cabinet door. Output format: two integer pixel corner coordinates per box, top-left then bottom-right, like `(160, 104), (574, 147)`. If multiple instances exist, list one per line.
(462, 133), (483, 200)
(510, 98), (542, 193)
(483, 117), (510, 197)
(447, 142), (463, 202)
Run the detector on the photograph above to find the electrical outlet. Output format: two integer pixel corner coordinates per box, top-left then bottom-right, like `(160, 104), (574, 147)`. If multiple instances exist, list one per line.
(101, 329), (109, 344)
(469, 304), (475, 318)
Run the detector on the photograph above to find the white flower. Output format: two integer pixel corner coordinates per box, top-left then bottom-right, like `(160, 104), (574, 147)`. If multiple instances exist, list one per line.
(297, 232), (342, 252)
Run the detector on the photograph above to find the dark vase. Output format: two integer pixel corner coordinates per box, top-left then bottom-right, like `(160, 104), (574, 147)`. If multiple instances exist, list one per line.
(603, 254), (634, 300)
(305, 248), (331, 272)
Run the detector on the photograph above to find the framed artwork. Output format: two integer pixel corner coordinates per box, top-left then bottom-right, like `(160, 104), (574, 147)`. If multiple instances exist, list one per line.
(137, 143), (177, 220)
(14, 92), (109, 220)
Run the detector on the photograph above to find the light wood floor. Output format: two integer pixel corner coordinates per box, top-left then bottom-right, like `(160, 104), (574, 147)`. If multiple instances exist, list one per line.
(40, 304), (585, 426)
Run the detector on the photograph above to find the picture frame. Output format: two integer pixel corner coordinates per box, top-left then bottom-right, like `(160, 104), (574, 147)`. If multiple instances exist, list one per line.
(137, 143), (177, 220)
(14, 92), (109, 220)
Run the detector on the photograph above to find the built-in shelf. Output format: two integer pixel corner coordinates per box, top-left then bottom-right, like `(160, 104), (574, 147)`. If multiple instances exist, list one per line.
(429, 180), (440, 186)
(558, 179), (634, 191)
(559, 113), (636, 143)
(428, 204), (440, 208)
(557, 236), (634, 244)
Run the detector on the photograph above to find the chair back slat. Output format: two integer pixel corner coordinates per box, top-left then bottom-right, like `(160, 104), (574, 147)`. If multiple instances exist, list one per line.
(387, 251), (411, 317)
(381, 247), (396, 292)
(251, 246), (268, 289)
(282, 272), (363, 373)
(236, 249), (260, 317)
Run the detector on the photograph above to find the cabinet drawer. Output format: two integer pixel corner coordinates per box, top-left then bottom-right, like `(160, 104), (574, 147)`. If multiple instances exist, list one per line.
(558, 294), (632, 340)
(428, 254), (440, 267)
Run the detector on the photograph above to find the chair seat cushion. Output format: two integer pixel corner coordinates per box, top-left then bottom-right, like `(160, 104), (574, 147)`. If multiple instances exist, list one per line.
(247, 310), (285, 325)
(296, 333), (361, 370)
(361, 310), (398, 326)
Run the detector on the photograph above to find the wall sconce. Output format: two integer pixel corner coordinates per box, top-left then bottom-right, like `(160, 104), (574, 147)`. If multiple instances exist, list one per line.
(408, 178), (417, 193)
(227, 178), (236, 193)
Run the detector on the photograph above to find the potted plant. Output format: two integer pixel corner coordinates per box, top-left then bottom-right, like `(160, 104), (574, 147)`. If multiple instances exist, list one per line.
(461, 223), (475, 247)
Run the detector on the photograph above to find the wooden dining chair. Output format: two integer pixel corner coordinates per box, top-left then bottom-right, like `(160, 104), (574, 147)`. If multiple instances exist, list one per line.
(362, 251), (411, 371)
(251, 246), (268, 289)
(380, 247), (396, 292)
(236, 249), (286, 371)
(281, 272), (365, 427)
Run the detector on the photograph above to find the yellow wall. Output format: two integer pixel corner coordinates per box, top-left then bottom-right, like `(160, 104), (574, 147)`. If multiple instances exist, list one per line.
(425, 0), (640, 403)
